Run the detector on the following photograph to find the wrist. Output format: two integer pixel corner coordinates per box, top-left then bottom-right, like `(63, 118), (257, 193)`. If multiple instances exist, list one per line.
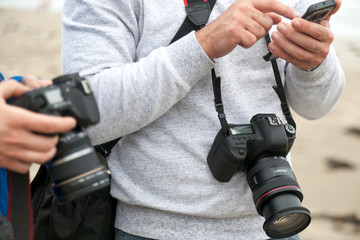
(195, 29), (215, 60)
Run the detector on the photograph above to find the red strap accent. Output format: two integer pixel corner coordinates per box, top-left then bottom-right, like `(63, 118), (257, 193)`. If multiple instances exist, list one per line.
(6, 171), (12, 220)
(184, 0), (207, 7)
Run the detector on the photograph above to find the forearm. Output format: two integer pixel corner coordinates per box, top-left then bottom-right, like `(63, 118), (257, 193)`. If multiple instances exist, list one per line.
(62, 0), (213, 145)
(83, 34), (213, 145)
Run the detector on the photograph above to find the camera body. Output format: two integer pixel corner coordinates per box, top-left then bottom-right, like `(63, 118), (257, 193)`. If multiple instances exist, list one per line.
(207, 114), (295, 182)
(11, 73), (110, 203)
(207, 114), (310, 238)
(11, 73), (99, 125)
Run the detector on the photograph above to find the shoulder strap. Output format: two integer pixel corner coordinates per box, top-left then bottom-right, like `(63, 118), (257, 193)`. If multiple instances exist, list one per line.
(172, 0), (217, 43)
(96, 0), (217, 157)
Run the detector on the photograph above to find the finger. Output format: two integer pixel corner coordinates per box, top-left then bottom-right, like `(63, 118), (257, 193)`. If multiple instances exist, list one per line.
(291, 18), (333, 42)
(38, 80), (53, 87)
(270, 31), (312, 60)
(244, 20), (266, 40)
(0, 80), (30, 100)
(268, 32), (318, 69)
(21, 75), (42, 89)
(266, 12), (282, 25)
(22, 76), (53, 88)
(0, 155), (32, 173)
(278, 22), (329, 55)
(4, 145), (57, 164)
(325, 0), (342, 21)
(268, 41), (309, 69)
(5, 129), (59, 152)
(251, 10), (274, 33)
(269, 40), (320, 70)
(254, 0), (300, 20)
(237, 29), (258, 48)
(9, 106), (76, 133)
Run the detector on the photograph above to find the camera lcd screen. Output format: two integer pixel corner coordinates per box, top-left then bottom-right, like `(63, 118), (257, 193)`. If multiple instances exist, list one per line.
(229, 125), (254, 135)
(44, 88), (64, 104)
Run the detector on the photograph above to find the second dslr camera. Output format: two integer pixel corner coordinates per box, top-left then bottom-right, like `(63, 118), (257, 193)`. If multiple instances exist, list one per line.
(11, 73), (109, 203)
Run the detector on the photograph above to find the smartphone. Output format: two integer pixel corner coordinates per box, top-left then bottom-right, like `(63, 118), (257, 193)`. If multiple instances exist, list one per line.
(302, 0), (337, 23)
(263, 0), (337, 61)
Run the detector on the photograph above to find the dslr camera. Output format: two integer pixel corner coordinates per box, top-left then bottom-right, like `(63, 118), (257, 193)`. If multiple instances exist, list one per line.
(207, 113), (311, 238)
(11, 73), (110, 203)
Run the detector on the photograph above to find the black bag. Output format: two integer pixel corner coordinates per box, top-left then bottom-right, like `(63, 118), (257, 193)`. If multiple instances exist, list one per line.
(31, 162), (116, 240)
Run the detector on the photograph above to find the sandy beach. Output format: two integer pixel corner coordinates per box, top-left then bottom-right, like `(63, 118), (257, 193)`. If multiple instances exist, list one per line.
(0, 6), (359, 240)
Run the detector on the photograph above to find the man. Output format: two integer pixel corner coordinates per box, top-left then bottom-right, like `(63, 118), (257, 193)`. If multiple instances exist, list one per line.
(62, 0), (344, 239)
(0, 76), (76, 240)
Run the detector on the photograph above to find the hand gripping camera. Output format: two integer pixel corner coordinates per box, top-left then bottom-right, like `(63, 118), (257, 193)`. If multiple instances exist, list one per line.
(207, 114), (311, 238)
(10, 73), (110, 203)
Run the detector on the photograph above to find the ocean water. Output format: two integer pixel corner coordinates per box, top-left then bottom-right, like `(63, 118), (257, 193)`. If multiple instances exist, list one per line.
(0, 0), (358, 37)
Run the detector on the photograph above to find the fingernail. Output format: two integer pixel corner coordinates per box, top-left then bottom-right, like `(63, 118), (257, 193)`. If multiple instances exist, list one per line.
(272, 32), (279, 41)
(269, 44), (276, 51)
(277, 24), (286, 32)
(294, 20), (301, 28)
(294, 11), (300, 18)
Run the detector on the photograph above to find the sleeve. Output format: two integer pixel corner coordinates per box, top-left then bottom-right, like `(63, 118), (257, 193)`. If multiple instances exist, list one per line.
(284, 0), (345, 120)
(61, 0), (214, 145)
(285, 47), (345, 120)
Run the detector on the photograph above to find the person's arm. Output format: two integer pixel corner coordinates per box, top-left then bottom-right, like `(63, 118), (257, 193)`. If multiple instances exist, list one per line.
(268, 0), (345, 119)
(62, 0), (215, 145)
(0, 80), (76, 173)
(62, 0), (299, 145)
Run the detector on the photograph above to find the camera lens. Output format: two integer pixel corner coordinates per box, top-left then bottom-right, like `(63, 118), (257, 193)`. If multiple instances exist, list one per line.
(262, 193), (311, 238)
(48, 128), (110, 203)
(247, 156), (311, 238)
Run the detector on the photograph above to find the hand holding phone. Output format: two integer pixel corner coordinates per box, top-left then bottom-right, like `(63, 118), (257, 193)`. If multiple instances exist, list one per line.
(263, 0), (337, 62)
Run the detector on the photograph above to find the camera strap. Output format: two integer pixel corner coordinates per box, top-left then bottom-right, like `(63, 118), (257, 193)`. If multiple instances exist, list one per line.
(211, 34), (297, 134)
(212, 69), (229, 135)
(265, 34), (296, 129)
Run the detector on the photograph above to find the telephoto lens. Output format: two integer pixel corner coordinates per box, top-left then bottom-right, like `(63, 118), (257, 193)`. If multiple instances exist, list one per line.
(246, 156), (311, 238)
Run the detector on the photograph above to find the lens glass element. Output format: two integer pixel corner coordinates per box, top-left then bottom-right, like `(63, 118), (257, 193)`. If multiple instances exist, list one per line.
(264, 209), (311, 238)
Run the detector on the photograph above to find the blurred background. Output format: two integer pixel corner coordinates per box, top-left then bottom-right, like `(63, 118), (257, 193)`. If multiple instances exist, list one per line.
(0, 0), (359, 239)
